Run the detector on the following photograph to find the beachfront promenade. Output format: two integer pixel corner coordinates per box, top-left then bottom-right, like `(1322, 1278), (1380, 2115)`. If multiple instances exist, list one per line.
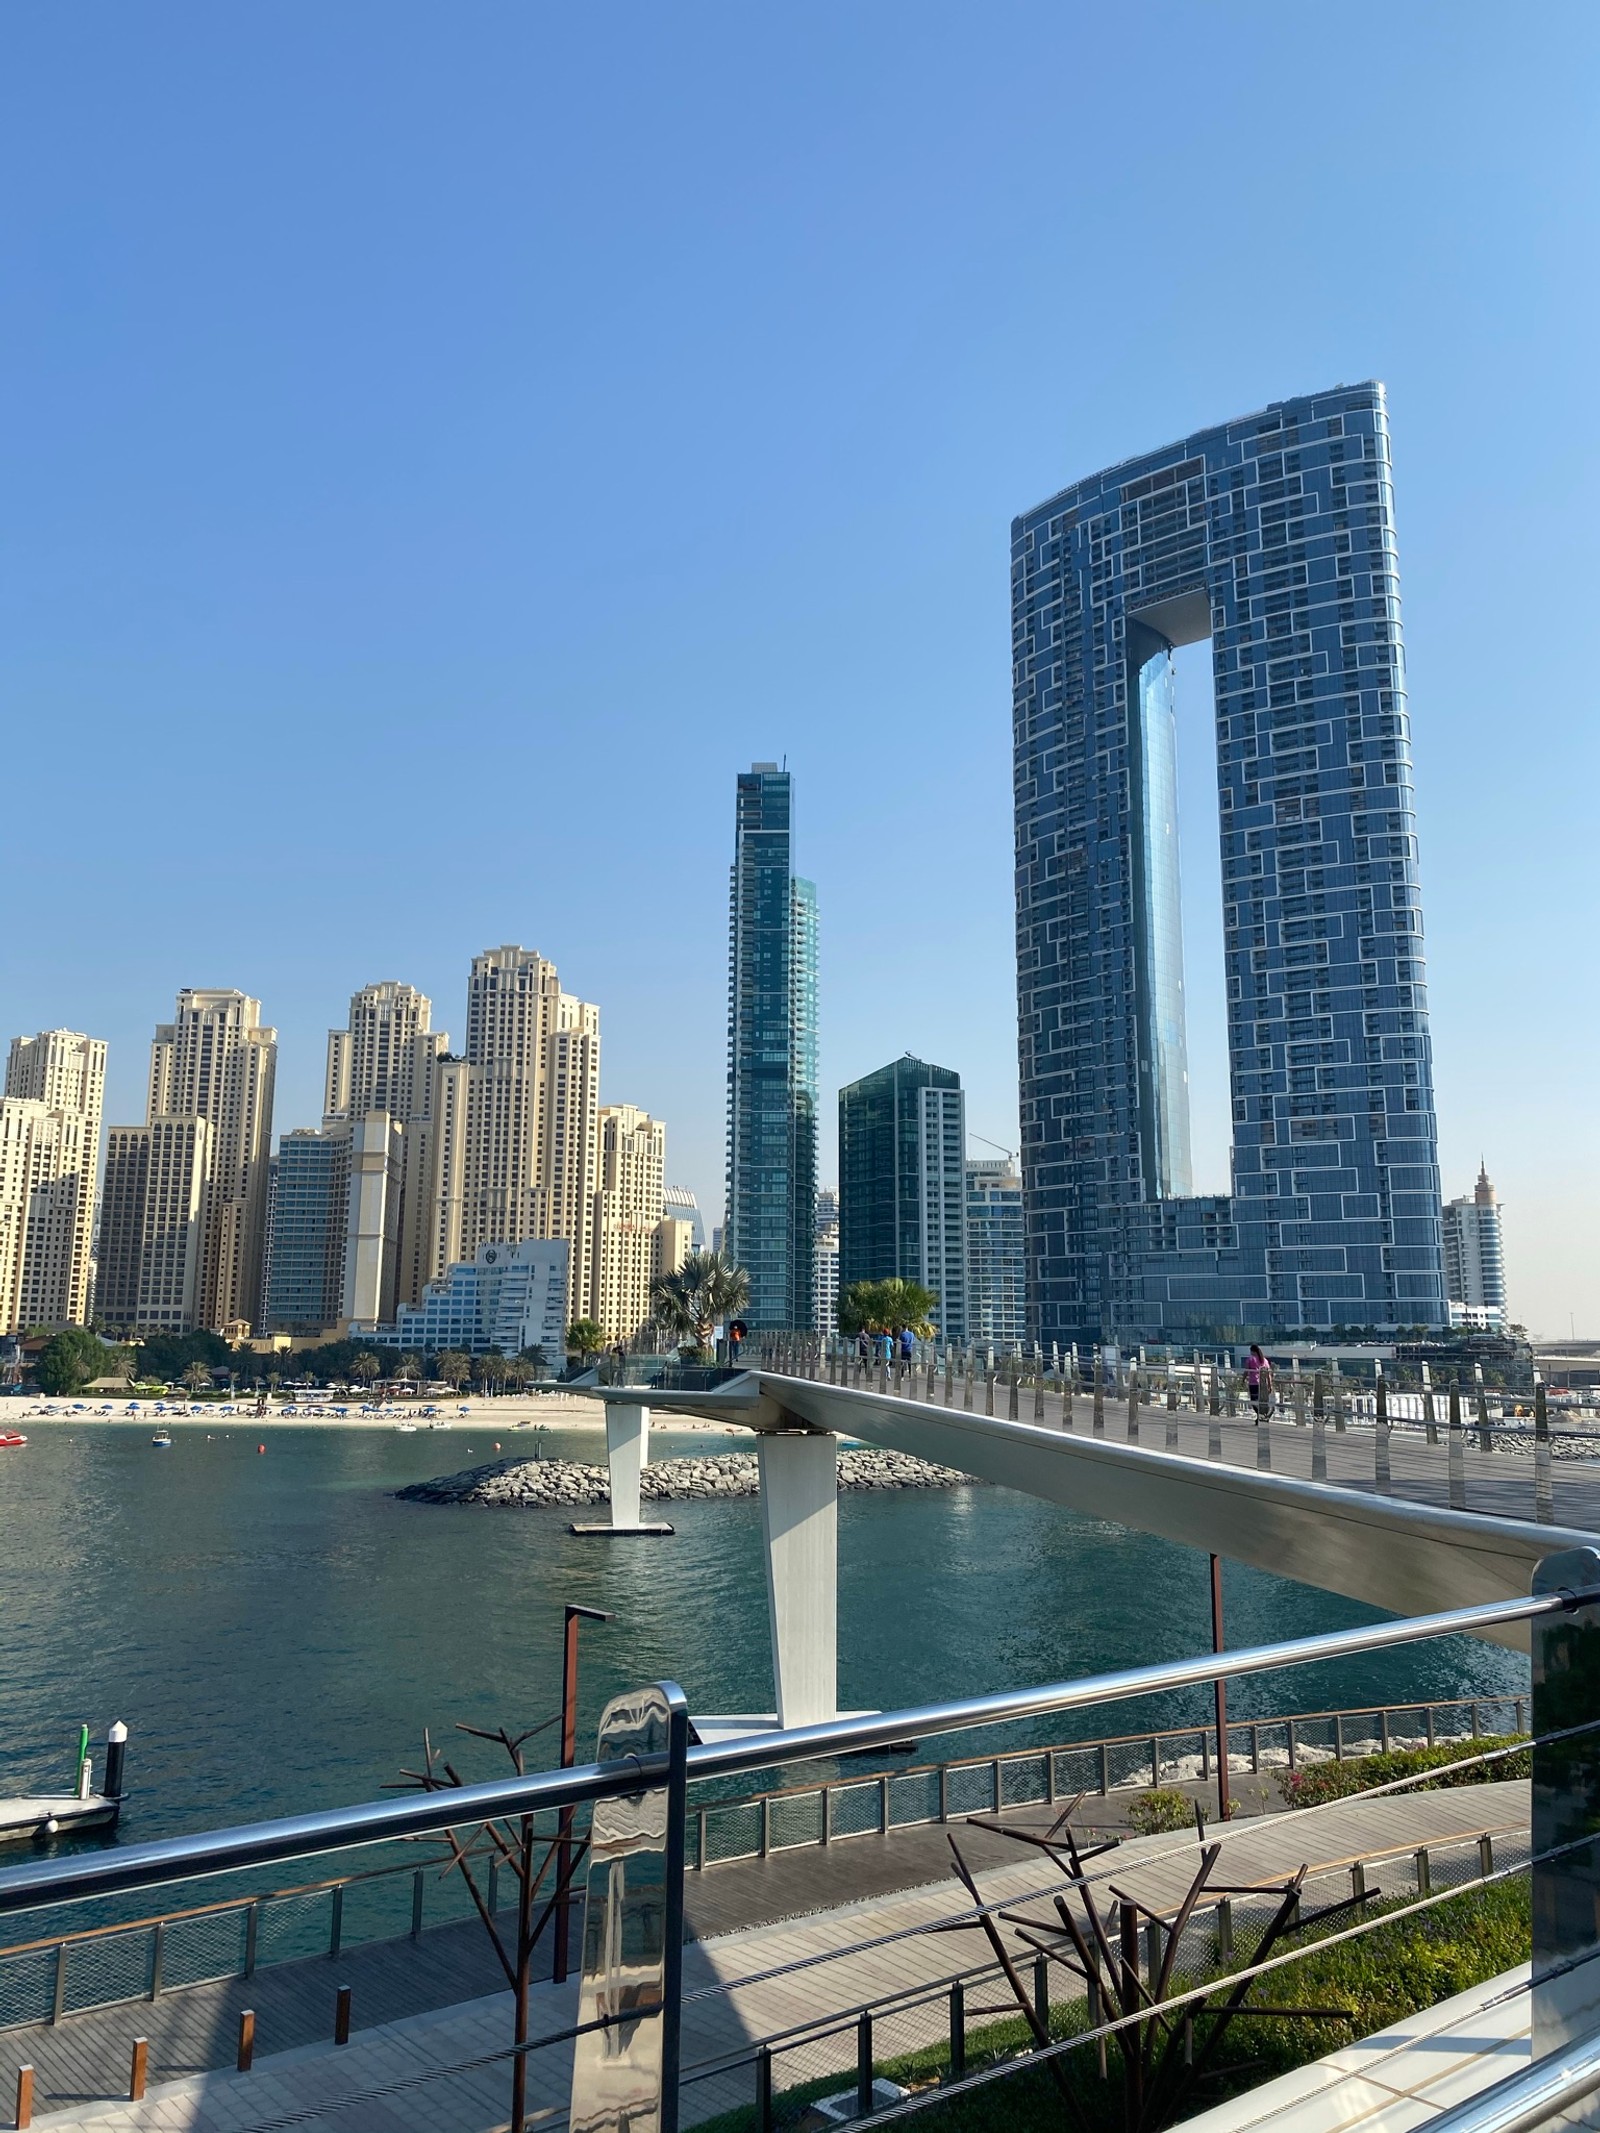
(0, 1777), (1533, 2131)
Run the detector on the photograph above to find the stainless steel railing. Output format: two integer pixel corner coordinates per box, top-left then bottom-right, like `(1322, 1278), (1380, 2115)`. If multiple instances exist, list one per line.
(0, 1585), (1580, 1917)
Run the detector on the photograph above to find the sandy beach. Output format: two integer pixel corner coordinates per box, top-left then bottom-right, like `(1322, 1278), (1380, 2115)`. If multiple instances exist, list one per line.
(3, 1392), (733, 1432)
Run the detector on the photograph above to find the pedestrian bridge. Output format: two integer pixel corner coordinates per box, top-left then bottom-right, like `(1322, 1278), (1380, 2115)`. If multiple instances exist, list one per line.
(591, 1368), (1598, 1729)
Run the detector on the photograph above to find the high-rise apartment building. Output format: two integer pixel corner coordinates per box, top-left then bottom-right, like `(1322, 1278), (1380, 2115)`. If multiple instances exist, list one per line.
(416, 947), (601, 1325)
(1443, 1163), (1508, 1331)
(0, 1031), (106, 1331)
(98, 1117), (212, 1335)
(839, 1058), (967, 1340)
(662, 1186), (705, 1252)
(726, 766), (817, 1329)
(263, 1127), (349, 1335)
(100, 991), (276, 1334)
(965, 1158), (1026, 1354)
(382, 1239), (570, 1359)
(1012, 384), (1446, 1347)
(589, 1104), (666, 1347)
(814, 1186), (840, 1335)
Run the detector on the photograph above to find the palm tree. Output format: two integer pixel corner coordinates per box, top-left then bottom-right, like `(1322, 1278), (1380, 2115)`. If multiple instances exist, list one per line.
(502, 1357), (533, 1393)
(518, 1343), (550, 1377)
(436, 1350), (472, 1391)
(839, 1278), (939, 1339)
(181, 1360), (213, 1395)
(479, 1352), (509, 1396)
(396, 1352), (424, 1387)
(649, 1250), (750, 1361)
(350, 1352), (381, 1390)
(566, 1319), (605, 1364)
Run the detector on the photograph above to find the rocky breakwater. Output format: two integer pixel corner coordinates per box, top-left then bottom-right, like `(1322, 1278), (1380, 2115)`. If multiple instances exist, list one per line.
(396, 1446), (980, 1508)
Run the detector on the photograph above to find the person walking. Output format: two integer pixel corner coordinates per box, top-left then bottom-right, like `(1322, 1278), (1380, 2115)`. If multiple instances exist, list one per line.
(1246, 1343), (1274, 1423)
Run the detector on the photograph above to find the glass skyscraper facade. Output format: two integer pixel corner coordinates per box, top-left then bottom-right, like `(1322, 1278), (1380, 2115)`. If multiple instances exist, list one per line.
(725, 765), (817, 1330)
(1012, 383), (1447, 1347)
(838, 1057), (967, 1341)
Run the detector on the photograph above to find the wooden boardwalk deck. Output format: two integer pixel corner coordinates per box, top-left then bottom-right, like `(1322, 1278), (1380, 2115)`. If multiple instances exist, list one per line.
(4, 1780), (1531, 2130)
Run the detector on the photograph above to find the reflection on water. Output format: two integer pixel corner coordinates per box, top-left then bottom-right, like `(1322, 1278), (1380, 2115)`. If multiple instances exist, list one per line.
(0, 1423), (1527, 1843)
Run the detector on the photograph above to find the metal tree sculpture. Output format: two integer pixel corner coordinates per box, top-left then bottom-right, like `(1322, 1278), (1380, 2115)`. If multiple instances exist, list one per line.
(391, 1717), (590, 2133)
(935, 1799), (1365, 2133)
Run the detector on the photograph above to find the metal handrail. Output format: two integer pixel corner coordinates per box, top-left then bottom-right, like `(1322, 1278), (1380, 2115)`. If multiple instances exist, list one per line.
(1425, 2029), (1600, 2133)
(0, 1585), (1582, 1919)
(683, 1586), (1588, 1783)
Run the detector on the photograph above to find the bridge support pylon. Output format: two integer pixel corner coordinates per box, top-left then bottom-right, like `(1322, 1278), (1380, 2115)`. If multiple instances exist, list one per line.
(757, 1431), (838, 1728)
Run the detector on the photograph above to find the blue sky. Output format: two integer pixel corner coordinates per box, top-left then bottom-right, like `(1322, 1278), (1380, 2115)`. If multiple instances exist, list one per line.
(2, 3), (1595, 1333)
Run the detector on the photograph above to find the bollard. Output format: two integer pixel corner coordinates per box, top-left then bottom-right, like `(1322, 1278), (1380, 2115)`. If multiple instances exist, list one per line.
(130, 2039), (148, 2102)
(1448, 1385), (1466, 1511)
(335, 1984), (352, 2046)
(15, 2067), (33, 2132)
(237, 2009), (255, 2073)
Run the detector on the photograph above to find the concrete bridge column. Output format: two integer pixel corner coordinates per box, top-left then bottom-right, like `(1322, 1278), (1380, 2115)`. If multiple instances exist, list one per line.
(756, 1431), (838, 1729)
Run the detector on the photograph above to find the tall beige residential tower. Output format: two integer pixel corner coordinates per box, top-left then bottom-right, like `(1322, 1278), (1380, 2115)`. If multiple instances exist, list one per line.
(0, 1030), (107, 1332)
(418, 946), (601, 1324)
(100, 990), (276, 1334)
(589, 1104), (665, 1346)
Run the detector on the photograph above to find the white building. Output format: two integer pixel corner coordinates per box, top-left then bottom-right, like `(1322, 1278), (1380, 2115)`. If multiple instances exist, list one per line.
(384, 1238), (570, 1360)
(965, 1158), (1025, 1353)
(0, 1031), (106, 1331)
(1443, 1162), (1508, 1331)
(814, 1187), (839, 1334)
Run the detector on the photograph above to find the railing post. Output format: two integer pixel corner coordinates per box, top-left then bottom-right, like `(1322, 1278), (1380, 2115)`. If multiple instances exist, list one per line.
(412, 1867), (425, 1935)
(245, 1899), (260, 1976)
(1532, 1546), (1600, 2057)
(1312, 1410), (1326, 1481)
(329, 1882), (344, 1957)
(820, 1785), (832, 1845)
(1535, 1382), (1554, 1524)
(756, 2046), (774, 2133)
(938, 1765), (949, 1823)
(857, 2009), (874, 2120)
(880, 1772), (891, 1832)
(1449, 1385), (1467, 1511)
(1098, 1742), (1110, 1794)
(1008, 1371), (1020, 1421)
(1414, 1846), (1431, 1896)
(1479, 1833), (1495, 1878)
(984, 1366), (995, 1417)
(949, 1980), (966, 2079)
(1126, 1365), (1139, 1442)
(759, 1794), (771, 1858)
(1256, 1421), (1271, 1470)
(1093, 1357), (1104, 1434)
(1375, 1374), (1391, 1493)
(1208, 1415), (1221, 1460)
(149, 1922), (164, 2001)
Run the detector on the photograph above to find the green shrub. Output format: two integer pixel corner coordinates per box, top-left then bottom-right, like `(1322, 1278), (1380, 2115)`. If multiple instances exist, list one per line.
(1279, 1733), (1529, 1808)
(1128, 1785), (1195, 1834)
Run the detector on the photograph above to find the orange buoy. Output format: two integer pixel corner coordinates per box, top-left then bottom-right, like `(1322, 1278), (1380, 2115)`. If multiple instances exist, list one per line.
(257, 1443), (265, 1454)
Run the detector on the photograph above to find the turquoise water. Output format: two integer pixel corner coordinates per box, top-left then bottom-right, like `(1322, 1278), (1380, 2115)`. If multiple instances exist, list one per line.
(0, 1423), (1527, 1845)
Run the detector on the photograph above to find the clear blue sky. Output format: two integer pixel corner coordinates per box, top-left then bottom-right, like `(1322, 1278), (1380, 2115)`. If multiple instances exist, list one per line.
(3, 3), (1595, 1334)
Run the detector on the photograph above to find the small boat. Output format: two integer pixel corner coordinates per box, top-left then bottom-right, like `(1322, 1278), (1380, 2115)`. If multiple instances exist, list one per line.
(394, 1421), (417, 1434)
(150, 1427), (173, 1448)
(1, 1723), (129, 1848)
(0, 1429), (26, 1448)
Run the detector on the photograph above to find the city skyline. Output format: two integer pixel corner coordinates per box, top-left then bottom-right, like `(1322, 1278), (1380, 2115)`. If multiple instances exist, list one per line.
(2, 7), (1594, 1332)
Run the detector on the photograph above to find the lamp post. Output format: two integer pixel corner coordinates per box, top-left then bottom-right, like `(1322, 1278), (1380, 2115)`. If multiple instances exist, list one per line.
(553, 1604), (614, 1986)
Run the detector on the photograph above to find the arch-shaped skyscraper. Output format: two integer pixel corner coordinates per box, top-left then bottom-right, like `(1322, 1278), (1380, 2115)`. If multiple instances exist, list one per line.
(1012, 384), (1447, 1348)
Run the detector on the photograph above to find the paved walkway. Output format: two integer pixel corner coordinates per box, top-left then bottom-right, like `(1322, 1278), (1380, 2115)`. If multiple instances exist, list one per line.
(11, 1780), (1530, 2132)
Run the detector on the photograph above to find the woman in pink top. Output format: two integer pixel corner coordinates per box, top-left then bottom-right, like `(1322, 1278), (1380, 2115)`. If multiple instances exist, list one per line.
(1245, 1344), (1274, 1423)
